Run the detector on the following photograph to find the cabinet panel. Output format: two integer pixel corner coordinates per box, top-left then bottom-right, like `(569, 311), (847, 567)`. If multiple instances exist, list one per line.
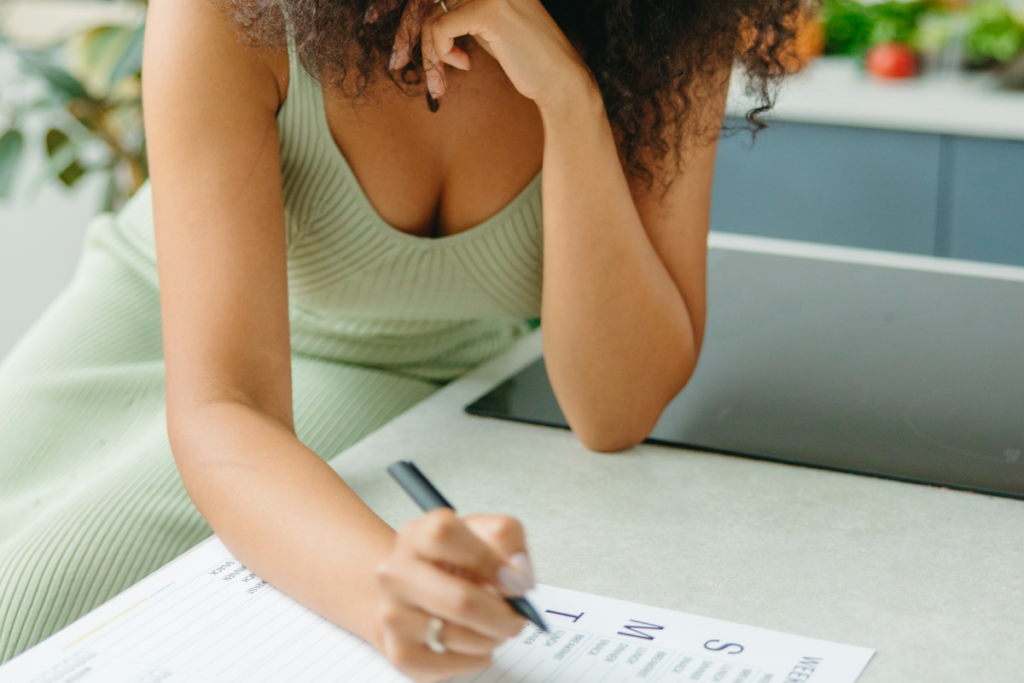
(711, 119), (940, 255)
(948, 137), (1024, 267)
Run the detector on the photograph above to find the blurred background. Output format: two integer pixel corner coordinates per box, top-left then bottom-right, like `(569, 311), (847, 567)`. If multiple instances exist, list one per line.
(1, 0), (145, 361)
(1, 0), (1023, 362)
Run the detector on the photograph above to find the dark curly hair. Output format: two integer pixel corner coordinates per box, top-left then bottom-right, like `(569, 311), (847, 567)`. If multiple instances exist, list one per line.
(224, 0), (815, 186)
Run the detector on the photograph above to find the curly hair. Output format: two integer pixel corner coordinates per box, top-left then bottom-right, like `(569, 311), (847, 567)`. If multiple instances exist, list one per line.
(224, 0), (815, 186)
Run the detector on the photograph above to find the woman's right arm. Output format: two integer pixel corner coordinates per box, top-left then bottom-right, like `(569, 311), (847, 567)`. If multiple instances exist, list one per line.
(145, 2), (526, 680)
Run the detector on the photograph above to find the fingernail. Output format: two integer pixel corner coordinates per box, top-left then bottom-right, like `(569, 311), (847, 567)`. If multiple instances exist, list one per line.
(388, 47), (398, 70)
(498, 564), (531, 597)
(509, 552), (535, 586)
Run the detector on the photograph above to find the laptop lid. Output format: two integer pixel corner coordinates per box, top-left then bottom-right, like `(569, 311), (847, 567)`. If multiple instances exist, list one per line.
(467, 245), (1024, 499)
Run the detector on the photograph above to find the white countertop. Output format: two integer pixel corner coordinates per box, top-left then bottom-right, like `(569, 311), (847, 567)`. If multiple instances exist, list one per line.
(727, 56), (1024, 141)
(328, 236), (1024, 683)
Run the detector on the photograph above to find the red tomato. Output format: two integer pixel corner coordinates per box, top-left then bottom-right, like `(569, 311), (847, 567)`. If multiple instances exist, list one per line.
(865, 42), (919, 79)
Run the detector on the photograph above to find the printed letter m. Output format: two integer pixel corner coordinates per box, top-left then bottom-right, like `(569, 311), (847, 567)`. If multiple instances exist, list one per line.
(617, 620), (664, 641)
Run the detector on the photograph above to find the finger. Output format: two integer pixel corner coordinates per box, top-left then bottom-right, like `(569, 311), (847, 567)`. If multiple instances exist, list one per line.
(428, 2), (472, 72)
(420, 18), (447, 98)
(464, 515), (535, 592)
(438, 42), (471, 71)
(389, 0), (423, 70)
(463, 515), (527, 560)
(379, 597), (505, 656)
(382, 629), (492, 682)
(400, 510), (507, 586)
(378, 553), (525, 639)
(431, 0), (493, 59)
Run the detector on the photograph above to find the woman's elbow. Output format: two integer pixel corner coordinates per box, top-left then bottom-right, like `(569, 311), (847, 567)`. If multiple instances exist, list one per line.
(568, 393), (672, 453)
(567, 361), (698, 453)
(573, 422), (651, 453)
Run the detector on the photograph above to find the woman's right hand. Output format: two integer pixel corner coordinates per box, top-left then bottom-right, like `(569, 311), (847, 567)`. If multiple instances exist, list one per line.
(374, 510), (536, 682)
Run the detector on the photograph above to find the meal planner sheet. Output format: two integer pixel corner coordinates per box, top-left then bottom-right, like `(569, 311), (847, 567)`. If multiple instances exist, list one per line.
(1, 539), (874, 683)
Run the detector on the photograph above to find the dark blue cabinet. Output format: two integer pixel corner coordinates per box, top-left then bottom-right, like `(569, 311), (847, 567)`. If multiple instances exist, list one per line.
(711, 118), (1024, 266)
(947, 137), (1024, 266)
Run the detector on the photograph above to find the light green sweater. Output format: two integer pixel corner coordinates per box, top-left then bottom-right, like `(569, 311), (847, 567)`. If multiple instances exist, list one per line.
(0, 40), (543, 662)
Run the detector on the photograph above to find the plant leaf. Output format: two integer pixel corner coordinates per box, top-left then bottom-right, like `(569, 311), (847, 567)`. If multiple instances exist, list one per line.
(0, 129), (26, 200)
(59, 160), (88, 187)
(45, 129), (70, 158)
(44, 129), (88, 188)
(110, 24), (146, 86)
(18, 51), (91, 101)
(78, 26), (124, 71)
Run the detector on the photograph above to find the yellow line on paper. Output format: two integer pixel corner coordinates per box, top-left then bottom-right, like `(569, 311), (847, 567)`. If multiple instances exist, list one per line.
(61, 598), (148, 651)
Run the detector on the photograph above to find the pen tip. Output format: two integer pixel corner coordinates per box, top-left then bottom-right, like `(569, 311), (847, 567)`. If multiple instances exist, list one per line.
(510, 597), (548, 633)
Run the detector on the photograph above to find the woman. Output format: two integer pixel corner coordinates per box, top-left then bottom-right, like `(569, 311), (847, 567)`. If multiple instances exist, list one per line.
(0, 0), (802, 677)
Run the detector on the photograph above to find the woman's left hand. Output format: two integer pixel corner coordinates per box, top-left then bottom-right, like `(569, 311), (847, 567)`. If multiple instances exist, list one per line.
(381, 0), (593, 109)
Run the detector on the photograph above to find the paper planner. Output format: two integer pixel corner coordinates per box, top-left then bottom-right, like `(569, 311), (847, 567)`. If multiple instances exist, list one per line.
(1, 538), (874, 683)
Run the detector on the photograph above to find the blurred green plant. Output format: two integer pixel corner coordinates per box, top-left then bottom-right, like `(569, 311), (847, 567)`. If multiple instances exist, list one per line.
(965, 0), (1024, 64)
(0, 1), (148, 211)
(822, 0), (930, 56)
(915, 9), (960, 56)
(821, 0), (875, 55)
(821, 0), (1024, 67)
(869, 1), (931, 46)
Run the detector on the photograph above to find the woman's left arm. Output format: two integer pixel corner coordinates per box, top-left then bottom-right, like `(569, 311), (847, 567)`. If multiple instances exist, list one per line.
(536, 74), (727, 452)
(413, 0), (730, 451)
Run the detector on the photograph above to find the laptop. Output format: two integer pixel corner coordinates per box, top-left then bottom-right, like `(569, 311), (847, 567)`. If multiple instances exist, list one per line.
(467, 239), (1024, 500)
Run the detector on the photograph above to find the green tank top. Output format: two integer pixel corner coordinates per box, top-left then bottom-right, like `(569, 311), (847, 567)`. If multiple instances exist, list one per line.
(94, 37), (544, 382)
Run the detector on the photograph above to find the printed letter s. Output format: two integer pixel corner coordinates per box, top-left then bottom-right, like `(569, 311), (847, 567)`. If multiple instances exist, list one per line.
(704, 639), (744, 655)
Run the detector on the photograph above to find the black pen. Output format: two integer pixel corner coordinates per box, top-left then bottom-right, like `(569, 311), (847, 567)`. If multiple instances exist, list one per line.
(387, 460), (548, 632)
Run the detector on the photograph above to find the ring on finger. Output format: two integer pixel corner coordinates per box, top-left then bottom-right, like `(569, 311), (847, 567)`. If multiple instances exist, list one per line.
(426, 616), (447, 654)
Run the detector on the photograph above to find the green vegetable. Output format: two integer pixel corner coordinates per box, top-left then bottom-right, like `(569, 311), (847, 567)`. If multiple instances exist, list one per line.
(870, 1), (930, 47)
(916, 10), (957, 56)
(822, 0), (1024, 65)
(965, 0), (1024, 64)
(822, 0), (931, 56)
(822, 0), (874, 56)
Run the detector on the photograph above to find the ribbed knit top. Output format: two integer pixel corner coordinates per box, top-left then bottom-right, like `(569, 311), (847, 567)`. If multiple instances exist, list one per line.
(278, 58), (545, 321)
(97, 37), (544, 381)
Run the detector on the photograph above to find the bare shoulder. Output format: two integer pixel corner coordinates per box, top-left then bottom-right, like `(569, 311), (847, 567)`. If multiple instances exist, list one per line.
(143, 0), (292, 262)
(144, 0), (288, 115)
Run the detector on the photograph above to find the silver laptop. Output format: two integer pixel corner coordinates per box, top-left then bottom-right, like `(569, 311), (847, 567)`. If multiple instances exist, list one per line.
(467, 240), (1024, 500)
